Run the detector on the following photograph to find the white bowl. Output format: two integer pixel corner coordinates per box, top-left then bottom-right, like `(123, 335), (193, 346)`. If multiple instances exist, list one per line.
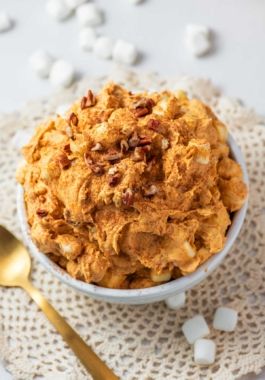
(17, 134), (248, 305)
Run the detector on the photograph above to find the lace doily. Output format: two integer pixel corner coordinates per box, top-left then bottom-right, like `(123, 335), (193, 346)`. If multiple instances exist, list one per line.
(0, 69), (264, 380)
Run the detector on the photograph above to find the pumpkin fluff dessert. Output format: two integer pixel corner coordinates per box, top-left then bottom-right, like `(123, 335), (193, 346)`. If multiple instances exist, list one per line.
(17, 83), (247, 289)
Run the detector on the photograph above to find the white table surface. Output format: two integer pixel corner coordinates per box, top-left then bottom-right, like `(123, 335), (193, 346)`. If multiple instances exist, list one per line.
(0, 0), (264, 379)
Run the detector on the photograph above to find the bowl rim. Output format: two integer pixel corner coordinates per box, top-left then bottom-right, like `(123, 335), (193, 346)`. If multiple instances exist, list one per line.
(17, 133), (249, 301)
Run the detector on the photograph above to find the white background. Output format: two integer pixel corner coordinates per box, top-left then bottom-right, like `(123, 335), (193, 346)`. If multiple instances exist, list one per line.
(1, 0), (265, 115)
(0, 0), (265, 379)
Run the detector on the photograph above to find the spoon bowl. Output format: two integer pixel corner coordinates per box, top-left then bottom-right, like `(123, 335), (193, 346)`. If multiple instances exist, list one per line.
(0, 225), (31, 287)
(0, 224), (119, 380)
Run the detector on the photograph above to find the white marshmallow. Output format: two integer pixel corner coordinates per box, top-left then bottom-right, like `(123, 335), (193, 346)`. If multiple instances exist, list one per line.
(55, 103), (71, 117)
(165, 292), (186, 310)
(76, 3), (103, 27)
(11, 130), (32, 150)
(112, 39), (138, 65)
(49, 60), (75, 88)
(185, 24), (211, 57)
(29, 50), (54, 78)
(65, 0), (87, 10)
(79, 27), (97, 51)
(46, 0), (72, 21)
(94, 36), (114, 60)
(213, 307), (238, 332)
(182, 315), (210, 344)
(194, 339), (216, 365)
(0, 11), (13, 32)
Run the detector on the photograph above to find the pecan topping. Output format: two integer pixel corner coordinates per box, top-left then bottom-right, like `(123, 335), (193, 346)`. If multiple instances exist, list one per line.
(138, 135), (152, 146)
(143, 184), (158, 197)
(84, 152), (93, 166)
(128, 131), (140, 148)
(108, 172), (122, 187)
(64, 144), (71, 154)
(90, 164), (105, 176)
(58, 153), (71, 170)
(91, 142), (103, 152)
(120, 139), (129, 153)
(104, 149), (123, 162)
(81, 90), (96, 109)
(122, 188), (134, 206)
(132, 98), (155, 118)
(147, 119), (161, 131)
(134, 107), (150, 117)
(36, 209), (48, 217)
(84, 152), (105, 175)
(69, 112), (78, 126)
(132, 145), (151, 162)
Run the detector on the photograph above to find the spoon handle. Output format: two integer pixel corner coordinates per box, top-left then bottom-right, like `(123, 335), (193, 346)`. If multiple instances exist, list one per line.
(22, 280), (119, 380)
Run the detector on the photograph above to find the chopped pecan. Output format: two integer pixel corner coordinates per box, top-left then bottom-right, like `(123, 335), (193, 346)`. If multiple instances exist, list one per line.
(36, 209), (48, 217)
(108, 172), (122, 187)
(58, 153), (71, 170)
(81, 90), (97, 109)
(69, 112), (78, 126)
(128, 131), (140, 148)
(120, 139), (129, 153)
(91, 142), (103, 152)
(132, 98), (155, 118)
(84, 152), (105, 175)
(90, 164), (105, 176)
(104, 149), (123, 162)
(134, 107), (150, 117)
(147, 119), (161, 131)
(84, 152), (93, 166)
(64, 144), (71, 154)
(122, 188), (134, 206)
(132, 145), (151, 162)
(132, 147), (145, 162)
(138, 135), (152, 146)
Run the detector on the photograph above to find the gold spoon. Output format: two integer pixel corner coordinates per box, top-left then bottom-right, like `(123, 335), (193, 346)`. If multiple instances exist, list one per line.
(0, 225), (119, 380)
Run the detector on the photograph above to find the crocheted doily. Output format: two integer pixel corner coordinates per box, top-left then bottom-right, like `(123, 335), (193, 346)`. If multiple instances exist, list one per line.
(0, 69), (264, 380)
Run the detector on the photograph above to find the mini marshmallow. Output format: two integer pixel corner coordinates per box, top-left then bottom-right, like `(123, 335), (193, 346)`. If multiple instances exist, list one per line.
(55, 103), (71, 117)
(185, 24), (211, 57)
(49, 59), (75, 88)
(0, 11), (13, 33)
(213, 307), (238, 332)
(65, 0), (87, 10)
(112, 39), (138, 65)
(94, 36), (114, 60)
(194, 339), (216, 365)
(11, 130), (32, 150)
(182, 315), (210, 344)
(76, 3), (103, 27)
(79, 27), (97, 51)
(46, 0), (72, 21)
(29, 50), (54, 78)
(165, 292), (186, 310)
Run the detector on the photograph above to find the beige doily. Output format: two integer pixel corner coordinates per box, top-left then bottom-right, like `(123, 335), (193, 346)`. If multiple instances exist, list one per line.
(0, 69), (265, 380)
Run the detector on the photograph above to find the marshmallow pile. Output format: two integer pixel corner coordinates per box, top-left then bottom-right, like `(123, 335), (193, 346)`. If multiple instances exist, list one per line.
(165, 294), (238, 366)
(182, 307), (238, 365)
(44, 0), (139, 66)
(29, 50), (75, 88)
